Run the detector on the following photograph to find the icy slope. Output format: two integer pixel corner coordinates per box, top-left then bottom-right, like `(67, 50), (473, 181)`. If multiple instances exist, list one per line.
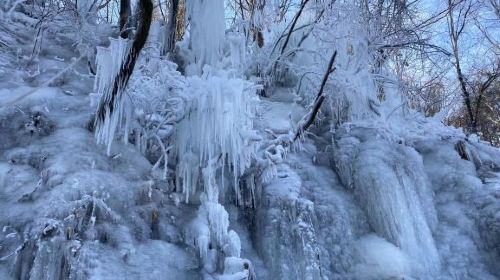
(0, 98), (201, 279)
(0, 20), (201, 279)
(246, 88), (500, 279)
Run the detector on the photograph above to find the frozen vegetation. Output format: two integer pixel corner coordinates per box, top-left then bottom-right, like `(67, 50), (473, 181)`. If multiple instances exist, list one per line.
(0, 0), (499, 280)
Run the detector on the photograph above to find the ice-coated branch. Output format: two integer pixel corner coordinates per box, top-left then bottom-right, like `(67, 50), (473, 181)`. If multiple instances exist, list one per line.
(294, 50), (337, 141)
(279, 0), (310, 55)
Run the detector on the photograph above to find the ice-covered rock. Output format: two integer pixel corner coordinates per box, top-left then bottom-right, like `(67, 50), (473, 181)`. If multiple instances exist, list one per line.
(332, 123), (440, 277)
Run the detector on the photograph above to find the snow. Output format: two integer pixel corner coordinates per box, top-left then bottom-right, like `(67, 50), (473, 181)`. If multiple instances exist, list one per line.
(352, 234), (411, 279)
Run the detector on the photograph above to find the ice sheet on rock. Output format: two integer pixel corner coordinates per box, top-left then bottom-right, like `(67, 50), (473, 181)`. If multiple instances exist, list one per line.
(415, 139), (500, 279)
(332, 125), (440, 277)
(288, 153), (370, 279)
(257, 98), (305, 135)
(226, 205), (269, 279)
(0, 125), (179, 279)
(252, 159), (365, 280)
(219, 256), (253, 280)
(88, 241), (199, 280)
(253, 163), (321, 280)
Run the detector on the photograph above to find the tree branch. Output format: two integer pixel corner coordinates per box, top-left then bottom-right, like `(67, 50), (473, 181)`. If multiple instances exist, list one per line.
(294, 50), (337, 141)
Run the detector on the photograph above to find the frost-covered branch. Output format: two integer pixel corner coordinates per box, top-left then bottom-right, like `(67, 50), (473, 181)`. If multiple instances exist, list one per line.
(294, 50), (337, 141)
(279, 0), (310, 55)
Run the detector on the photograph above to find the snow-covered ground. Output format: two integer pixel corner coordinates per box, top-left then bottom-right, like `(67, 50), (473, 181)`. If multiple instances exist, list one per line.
(1, 5), (499, 280)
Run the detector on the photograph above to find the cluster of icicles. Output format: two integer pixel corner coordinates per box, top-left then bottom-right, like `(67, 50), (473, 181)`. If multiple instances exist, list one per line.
(92, 37), (132, 156)
(177, 69), (259, 277)
(92, 4), (258, 276)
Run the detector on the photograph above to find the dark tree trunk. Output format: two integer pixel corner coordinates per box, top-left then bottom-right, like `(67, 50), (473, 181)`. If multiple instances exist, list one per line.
(96, 0), (153, 126)
(119, 0), (131, 38)
(294, 50), (337, 141)
(164, 0), (179, 54)
(454, 57), (475, 131)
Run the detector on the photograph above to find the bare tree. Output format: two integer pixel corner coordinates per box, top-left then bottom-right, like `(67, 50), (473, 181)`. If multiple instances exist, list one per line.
(447, 0), (476, 130)
(250, 0), (265, 47)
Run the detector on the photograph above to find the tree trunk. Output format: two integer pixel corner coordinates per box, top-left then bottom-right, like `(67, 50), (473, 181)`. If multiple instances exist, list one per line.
(119, 0), (131, 38)
(164, 0), (179, 54)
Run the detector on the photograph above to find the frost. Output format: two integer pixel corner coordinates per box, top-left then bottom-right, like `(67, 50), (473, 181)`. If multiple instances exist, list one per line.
(228, 32), (247, 74)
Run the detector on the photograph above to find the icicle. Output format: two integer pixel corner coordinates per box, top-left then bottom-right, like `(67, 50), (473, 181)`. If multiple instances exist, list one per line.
(94, 90), (131, 155)
(204, 202), (229, 245)
(176, 69), (258, 278)
(186, 0), (225, 70)
(228, 32), (246, 74)
(92, 38), (130, 155)
(224, 230), (241, 258)
(173, 70), (260, 203)
(93, 38), (129, 97)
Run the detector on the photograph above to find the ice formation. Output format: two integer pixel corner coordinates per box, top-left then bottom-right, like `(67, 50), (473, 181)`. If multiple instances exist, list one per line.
(332, 124), (441, 276)
(175, 69), (260, 278)
(92, 32), (188, 161)
(173, 69), (260, 203)
(92, 38), (129, 105)
(352, 234), (411, 279)
(92, 37), (130, 155)
(186, 0), (225, 69)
